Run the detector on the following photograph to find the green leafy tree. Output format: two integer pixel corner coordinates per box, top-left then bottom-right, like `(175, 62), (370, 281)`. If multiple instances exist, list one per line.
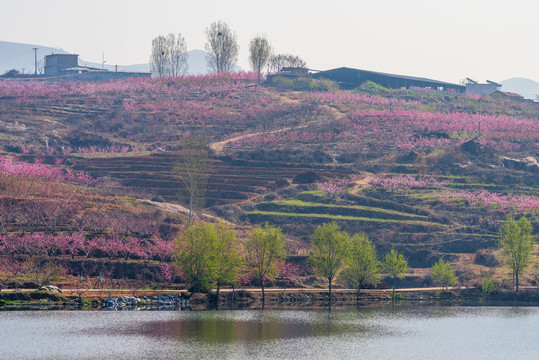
(498, 215), (535, 292)
(431, 258), (457, 291)
(173, 135), (212, 225)
(245, 224), (287, 309)
(174, 222), (218, 293)
(481, 271), (497, 296)
(342, 233), (380, 306)
(309, 222), (350, 310)
(214, 222), (243, 308)
(383, 249), (408, 300)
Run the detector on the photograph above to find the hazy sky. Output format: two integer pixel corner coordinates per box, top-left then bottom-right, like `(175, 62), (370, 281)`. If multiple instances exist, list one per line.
(1, 0), (538, 83)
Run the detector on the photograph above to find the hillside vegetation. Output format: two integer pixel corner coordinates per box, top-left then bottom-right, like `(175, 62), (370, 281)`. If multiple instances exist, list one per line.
(0, 74), (537, 290)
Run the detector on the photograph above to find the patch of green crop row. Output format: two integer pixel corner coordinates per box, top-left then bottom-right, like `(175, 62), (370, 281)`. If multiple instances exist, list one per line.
(401, 192), (440, 200)
(384, 173), (470, 179)
(246, 210), (444, 227)
(270, 199), (427, 218)
(298, 190), (326, 197)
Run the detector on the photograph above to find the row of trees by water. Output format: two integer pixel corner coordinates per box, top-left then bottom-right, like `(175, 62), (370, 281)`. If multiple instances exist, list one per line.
(174, 221), (461, 309)
(173, 213), (535, 309)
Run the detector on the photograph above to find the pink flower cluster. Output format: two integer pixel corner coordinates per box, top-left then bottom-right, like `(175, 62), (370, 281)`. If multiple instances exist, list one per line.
(315, 178), (351, 198)
(370, 175), (449, 190)
(0, 231), (174, 261)
(437, 190), (539, 214)
(0, 156), (98, 185)
(312, 91), (420, 109)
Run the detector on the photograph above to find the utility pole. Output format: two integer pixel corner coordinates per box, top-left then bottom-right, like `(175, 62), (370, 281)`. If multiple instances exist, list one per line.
(32, 48), (38, 75)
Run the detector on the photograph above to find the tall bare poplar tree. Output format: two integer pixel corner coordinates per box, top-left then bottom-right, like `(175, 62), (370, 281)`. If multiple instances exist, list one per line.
(167, 33), (189, 76)
(150, 33), (189, 77)
(249, 36), (272, 84)
(205, 21), (239, 73)
(150, 35), (169, 77)
(173, 136), (212, 224)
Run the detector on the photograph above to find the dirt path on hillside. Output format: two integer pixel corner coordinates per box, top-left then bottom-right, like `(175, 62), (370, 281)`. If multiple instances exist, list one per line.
(137, 199), (233, 225)
(348, 172), (374, 194)
(210, 121), (317, 154)
(209, 100), (342, 154)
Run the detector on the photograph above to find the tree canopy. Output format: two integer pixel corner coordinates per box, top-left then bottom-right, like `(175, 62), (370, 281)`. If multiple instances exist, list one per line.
(499, 215), (535, 292)
(431, 258), (457, 291)
(244, 224), (287, 308)
(309, 222), (350, 310)
(342, 233), (380, 302)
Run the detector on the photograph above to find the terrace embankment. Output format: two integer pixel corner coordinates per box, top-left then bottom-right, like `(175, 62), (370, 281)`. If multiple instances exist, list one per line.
(72, 151), (351, 207)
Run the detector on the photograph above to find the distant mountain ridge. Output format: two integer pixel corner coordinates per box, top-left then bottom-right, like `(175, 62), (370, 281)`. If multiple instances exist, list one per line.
(501, 77), (539, 101)
(0, 41), (239, 75)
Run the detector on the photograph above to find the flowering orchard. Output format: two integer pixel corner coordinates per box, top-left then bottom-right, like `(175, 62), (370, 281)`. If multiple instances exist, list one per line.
(315, 178), (351, 199)
(0, 232), (173, 261)
(228, 108), (538, 152)
(437, 190), (539, 214)
(368, 174), (538, 220)
(0, 156), (98, 185)
(0, 73), (322, 156)
(369, 175), (449, 191)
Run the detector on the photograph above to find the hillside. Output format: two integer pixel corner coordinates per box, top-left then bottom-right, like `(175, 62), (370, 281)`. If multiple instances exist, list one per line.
(0, 74), (537, 290)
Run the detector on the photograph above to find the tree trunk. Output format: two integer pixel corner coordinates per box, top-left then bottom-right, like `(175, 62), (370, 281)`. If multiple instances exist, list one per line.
(188, 195), (193, 225)
(516, 272), (519, 293)
(261, 281), (265, 310)
(216, 282), (220, 310)
(232, 284), (235, 310)
(356, 288), (361, 308)
(328, 278), (332, 312)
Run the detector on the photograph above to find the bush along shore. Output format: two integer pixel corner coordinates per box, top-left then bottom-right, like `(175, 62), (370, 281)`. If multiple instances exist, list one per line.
(2, 287), (539, 311)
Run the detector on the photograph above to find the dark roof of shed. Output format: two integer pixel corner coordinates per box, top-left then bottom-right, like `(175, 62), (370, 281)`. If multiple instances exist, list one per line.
(315, 67), (462, 87)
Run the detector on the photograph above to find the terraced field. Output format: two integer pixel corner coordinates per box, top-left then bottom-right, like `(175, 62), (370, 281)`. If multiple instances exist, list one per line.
(72, 152), (351, 207)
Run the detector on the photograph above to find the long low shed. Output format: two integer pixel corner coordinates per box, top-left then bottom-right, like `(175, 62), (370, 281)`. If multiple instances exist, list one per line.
(311, 67), (465, 92)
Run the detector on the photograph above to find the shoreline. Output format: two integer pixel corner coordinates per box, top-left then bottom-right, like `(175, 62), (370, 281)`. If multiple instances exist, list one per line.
(2, 287), (539, 310)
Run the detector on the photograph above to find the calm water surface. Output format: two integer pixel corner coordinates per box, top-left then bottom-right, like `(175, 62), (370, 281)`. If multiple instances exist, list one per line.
(1, 306), (538, 359)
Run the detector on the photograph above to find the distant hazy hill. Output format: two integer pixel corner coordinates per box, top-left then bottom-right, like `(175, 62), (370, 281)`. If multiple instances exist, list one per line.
(501, 77), (539, 101)
(0, 41), (71, 74)
(0, 41), (240, 75)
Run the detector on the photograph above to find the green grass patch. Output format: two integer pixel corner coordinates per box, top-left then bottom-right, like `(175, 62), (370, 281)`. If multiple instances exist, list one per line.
(246, 210), (444, 227)
(403, 192), (440, 200)
(298, 190), (326, 197)
(270, 199), (427, 218)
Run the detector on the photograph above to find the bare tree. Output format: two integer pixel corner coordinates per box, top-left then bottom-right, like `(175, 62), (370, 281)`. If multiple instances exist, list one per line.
(151, 33), (189, 77)
(268, 54), (307, 73)
(205, 21), (239, 74)
(150, 35), (169, 77)
(173, 135), (212, 224)
(249, 36), (272, 84)
(167, 33), (189, 76)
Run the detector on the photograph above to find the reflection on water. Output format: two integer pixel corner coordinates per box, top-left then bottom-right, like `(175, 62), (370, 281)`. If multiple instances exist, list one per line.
(102, 311), (372, 343)
(0, 307), (538, 360)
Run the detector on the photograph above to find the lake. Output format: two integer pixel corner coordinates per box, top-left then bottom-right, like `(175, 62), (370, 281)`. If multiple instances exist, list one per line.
(1, 306), (538, 359)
